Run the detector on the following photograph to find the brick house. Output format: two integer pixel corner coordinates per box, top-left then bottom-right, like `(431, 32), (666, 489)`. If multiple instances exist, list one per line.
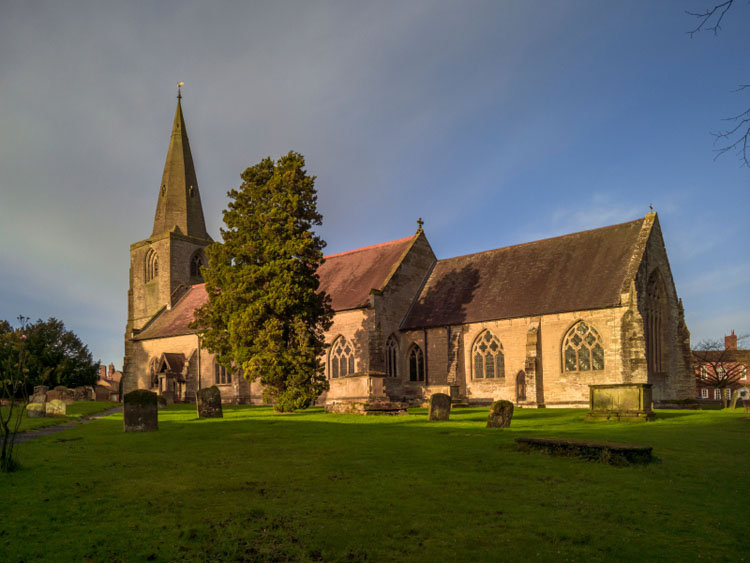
(695, 331), (750, 403)
(122, 96), (694, 408)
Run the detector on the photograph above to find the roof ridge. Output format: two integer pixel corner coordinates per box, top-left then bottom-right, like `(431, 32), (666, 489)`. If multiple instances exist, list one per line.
(324, 235), (413, 260)
(437, 217), (646, 264)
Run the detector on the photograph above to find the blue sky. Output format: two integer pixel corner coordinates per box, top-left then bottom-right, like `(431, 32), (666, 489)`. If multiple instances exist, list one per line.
(0, 1), (748, 365)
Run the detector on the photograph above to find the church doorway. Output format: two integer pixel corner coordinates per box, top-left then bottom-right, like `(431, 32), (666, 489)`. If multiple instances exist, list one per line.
(516, 370), (526, 402)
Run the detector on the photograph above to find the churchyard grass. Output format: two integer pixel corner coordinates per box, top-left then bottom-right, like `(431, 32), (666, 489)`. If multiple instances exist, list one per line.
(2, 401), (119, 432)
(1, 405), (748, 561)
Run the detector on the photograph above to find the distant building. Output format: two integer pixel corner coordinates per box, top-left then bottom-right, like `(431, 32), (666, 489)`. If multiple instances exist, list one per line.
(122, 95), (695, 409)
(695, 331), (750, 403)
(96, 363), (122, 401)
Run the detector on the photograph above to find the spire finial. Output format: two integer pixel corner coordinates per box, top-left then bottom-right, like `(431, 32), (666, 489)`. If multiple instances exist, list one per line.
(417, 217), (424, 232)
(177, 81), (184, 100)
(649, 203), (653, 212)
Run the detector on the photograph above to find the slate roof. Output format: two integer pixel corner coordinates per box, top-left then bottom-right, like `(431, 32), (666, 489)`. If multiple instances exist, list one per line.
(317, 235), (416, 311)
(134, 283), (208, 340)
(401, 218), (648, 329)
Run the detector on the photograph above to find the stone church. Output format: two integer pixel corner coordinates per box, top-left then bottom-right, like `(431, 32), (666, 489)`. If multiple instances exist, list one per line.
(122, 97), (694, 408)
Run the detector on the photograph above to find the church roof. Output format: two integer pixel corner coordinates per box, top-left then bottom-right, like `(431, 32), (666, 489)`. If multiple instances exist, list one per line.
(151, 96), (211, 240)
(134, 283), (208, 340)
(317, 235), (417, 311)
(401, 217), (649, 329)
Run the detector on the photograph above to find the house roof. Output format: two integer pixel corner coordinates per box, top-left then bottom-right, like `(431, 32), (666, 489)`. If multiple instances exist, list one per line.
(317, 235), (416, 311)
(134, 283), (208, 340)
(401, 217), (648, 329)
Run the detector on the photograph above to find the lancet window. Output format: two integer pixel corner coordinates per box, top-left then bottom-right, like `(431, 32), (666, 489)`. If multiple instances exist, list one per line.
(330, 336), (355, 379)
(472, 330), (504, 379)
(645, 271), (667, 375)
(385, 335), (398, 378)
(563, 321), (604, 372)
(409, 345), (425, 382)
(145, 248), (159, 282)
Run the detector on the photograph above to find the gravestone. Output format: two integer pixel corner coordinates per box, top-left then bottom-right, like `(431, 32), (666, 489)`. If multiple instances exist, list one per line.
(157, 395), (168, 409)
(428, 393), (451, 421)
(54, 386), (75, 405)
(46, 399), (67, 417)
(196, 386), (223, 419)
(486, 400), (514, 428)
(46, 390), (61, 402)
(161, 390), (175, 405)
(585, 384), (655, 422)
(33, 385), (49, 396)
(30, 391), (47, 405)
(26, 402), (46, 418)
(123, 390), (158, 432)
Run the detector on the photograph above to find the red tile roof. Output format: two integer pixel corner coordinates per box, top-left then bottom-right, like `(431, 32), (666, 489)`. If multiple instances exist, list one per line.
(401, 218), (647, 329)
(135, 235), (417, 340)
(317, 235), (416, 311)
(134, 284), (208, 340)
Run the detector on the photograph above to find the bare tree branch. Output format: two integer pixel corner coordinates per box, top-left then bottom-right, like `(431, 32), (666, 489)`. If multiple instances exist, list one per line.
(686, 0), (735, 37)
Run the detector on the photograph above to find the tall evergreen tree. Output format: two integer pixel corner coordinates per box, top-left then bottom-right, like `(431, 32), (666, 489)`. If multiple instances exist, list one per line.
(193, 152), (333, 412)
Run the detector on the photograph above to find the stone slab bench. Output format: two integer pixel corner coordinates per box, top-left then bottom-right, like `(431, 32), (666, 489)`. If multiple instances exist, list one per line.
(515, 437), (653, 465)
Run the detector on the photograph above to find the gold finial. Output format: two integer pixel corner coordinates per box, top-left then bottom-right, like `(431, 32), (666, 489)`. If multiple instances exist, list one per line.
(177, 81), (185, 99)
(417, 217), (424, 231)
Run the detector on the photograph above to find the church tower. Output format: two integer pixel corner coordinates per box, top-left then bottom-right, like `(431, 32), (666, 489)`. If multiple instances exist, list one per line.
(122, 88), (213, 392)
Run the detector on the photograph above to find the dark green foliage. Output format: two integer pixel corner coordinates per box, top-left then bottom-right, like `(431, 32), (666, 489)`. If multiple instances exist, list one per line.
(0, 317), (99, 389)
(193, 152), (333, 412)
(0, 319), (29, 472)
(124, 390), (158, 406)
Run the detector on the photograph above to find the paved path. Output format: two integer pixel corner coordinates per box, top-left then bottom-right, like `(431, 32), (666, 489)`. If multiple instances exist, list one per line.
(15, 406), (123, 443)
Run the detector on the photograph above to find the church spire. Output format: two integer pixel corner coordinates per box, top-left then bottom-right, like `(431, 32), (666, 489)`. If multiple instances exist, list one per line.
(151, 86), (210, 240)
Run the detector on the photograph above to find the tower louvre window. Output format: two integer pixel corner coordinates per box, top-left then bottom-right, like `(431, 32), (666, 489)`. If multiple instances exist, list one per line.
(190, 252), (204, 279)
(145, 248), (159, 282)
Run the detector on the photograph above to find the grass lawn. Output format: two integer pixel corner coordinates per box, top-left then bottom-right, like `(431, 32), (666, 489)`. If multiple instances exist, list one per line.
(2, 401), (120, 433)
(2, 405), (749, 561)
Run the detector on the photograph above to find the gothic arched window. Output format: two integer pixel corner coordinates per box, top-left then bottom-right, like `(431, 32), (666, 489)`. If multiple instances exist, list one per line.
(385, 335), (398, 378)
(145, 248), (159, 282)
(190, 252), (204, 280)
(330, 336), (355, 379)
(409, 345), (424, 382)
(645, 270), (667, 376)
(472, 330), (504, 379)
(149, 357), (158, 389)
(563, 321), (604, 372)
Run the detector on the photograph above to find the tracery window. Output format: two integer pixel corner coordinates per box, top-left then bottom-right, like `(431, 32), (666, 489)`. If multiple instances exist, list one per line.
(409, 345), (424, 382)
(563, 321), (604, 372)
(645, 271), (667, 375)
(330, 336), (355, 379)
(190, 252), (204, 279)
(385, 335), (398, 378)
(215, 363), (231, 385)
(472, 330), (504, 379)
(145, 248), (159, 282)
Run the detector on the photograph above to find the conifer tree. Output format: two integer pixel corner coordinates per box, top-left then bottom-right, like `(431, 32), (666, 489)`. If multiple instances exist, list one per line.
(193, 152), (333, 412)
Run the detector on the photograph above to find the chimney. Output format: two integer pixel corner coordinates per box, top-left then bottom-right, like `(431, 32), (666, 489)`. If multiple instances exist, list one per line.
(725, 330), (738, 351)
(108, 363), (116, 379)
(99, 365), (107, 380)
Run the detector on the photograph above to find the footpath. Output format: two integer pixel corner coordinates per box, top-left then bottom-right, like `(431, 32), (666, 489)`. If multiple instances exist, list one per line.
(15, 406), (123, 443)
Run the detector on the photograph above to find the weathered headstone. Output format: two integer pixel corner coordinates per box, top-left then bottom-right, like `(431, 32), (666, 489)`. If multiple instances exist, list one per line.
(196, 386), (223, 419)
(730, 390), (739, 409)
(45, 399), (67, 417)
(33, 385), (49, 396)
(26, 402), (46, 418)
(486, 400), (514, 428)
(123, 390), (158, 432)
(157, 395), (168, 409)
(30, 391), (47, 405)
(46, 390), (61, 402)
(54, 385), (75, 405)
(161, 390), (175, 405)
(428, 393), (451, 421)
